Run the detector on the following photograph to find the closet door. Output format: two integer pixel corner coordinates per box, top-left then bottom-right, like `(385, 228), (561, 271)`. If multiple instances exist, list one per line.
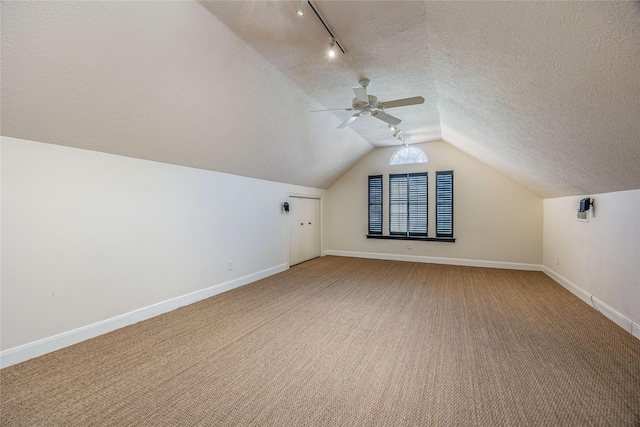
(303, 197), (320, 262)
(288, 196), (304, 266)
(288, 197), (320, 266)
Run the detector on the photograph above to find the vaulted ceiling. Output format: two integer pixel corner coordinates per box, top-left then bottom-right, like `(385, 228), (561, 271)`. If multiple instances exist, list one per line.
(2, 1), (639, 198)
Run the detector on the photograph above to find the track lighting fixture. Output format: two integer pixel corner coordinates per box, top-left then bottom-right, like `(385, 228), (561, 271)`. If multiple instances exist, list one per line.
(296, 0), (307, 16)
(297, 1), (345, 56)
(389, 124), (406, 142)
(328, 38), (336, 58)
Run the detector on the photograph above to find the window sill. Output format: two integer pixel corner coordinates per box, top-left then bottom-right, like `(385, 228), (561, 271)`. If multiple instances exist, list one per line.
(366, 235), (455, 243)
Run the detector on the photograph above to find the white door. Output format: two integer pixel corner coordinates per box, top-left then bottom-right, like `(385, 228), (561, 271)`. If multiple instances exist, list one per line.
(288, 196), (321, 266)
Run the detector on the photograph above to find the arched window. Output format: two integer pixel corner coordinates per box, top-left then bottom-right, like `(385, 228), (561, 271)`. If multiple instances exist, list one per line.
(389, 146), (428, 165)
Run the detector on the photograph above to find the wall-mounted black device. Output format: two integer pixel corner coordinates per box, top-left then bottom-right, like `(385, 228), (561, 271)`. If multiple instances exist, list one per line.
(283, 202), (290, 213)
(579, 198), (592, 213)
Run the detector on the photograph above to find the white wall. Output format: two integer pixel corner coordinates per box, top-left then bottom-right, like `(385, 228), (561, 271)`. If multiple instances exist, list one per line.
(1, 137), (324, 358)
(543, 191), (640, 334)
(4, 135), (636, 365)
(325, 140), (543, 267)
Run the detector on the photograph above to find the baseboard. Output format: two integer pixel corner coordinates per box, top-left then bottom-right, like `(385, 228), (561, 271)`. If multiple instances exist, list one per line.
(542, 266), (638, 338)
(324, 250), (542, 271)
(0, 263), (288, 369)
(541, 267), (592, 305)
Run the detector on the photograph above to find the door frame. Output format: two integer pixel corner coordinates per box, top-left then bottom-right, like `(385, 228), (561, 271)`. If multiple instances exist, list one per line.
(286, 193), (323, 267)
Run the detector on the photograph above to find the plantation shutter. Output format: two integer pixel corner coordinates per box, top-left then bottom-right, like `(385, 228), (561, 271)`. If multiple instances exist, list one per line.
(368, 175), (383, 235)
(389, 174), (407, 235)
(408, 173), (428, 236)
(436, 171), (454, 237)
(390, 173), (427, 236)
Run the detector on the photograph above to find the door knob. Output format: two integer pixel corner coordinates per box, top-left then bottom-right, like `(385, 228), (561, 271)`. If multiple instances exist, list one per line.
(301, 223), (304, 225)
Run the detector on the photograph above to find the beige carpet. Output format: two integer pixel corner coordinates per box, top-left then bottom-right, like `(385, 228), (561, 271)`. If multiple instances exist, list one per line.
(2, 256), (639, 426)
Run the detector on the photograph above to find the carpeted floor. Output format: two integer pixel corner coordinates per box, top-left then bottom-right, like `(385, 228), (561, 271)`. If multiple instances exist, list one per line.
(2, 256), (639, 426)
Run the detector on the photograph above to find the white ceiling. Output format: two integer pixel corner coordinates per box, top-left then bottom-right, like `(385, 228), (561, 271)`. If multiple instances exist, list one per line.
(200, 1), (442, 147)
(2, 1), (639, 197)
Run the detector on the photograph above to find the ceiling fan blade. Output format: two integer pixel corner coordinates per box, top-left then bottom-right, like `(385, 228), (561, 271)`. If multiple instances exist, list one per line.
(353, 86), (369, 104)
(379, 96), (425, 109)
(310, 107), (354, 112)
(372, 110), (401, 126)
(338, 113), (361, 129)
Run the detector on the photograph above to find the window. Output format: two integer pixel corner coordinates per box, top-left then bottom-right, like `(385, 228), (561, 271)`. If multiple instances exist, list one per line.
(367, 171), (454, 242)
(389, 146), (428, 165)
(436, 171), (454, 237)
(390, 173), (427, 236)
(368, 175), (383, 235)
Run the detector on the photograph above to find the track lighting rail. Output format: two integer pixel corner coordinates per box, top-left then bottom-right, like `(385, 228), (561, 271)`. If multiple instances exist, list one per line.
(305, 1), (346, 54)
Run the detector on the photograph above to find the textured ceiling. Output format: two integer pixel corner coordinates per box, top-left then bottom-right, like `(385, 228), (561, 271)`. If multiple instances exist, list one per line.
(426, 1), (640, 197)
(199, 1), (441, 147)
(1, 1), (373, 189)
(2, 1), (639, 197)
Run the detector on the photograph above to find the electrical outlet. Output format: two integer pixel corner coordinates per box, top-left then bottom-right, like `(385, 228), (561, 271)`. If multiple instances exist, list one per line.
(227, 261), (233, 270)
(556, 257), (560, 266)
(407, 243), (412, 250)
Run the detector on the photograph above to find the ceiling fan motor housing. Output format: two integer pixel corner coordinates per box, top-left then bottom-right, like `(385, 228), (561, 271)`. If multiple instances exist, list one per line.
(352, 95), (379, 113)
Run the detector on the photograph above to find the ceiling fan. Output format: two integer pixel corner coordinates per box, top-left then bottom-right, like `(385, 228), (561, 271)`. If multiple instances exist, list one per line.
(312, 79), (425, 129)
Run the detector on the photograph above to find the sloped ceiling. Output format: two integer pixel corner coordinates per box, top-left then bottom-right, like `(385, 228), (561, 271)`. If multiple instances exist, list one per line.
(426, 1), (640, 197)
(2, 1), (639, 197)
(1, 1), (373, 189)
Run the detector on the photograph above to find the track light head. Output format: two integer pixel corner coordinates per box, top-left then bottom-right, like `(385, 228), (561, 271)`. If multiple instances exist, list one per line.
(391, 128), (405, 142)
(328, 38), (336, 58)
(296, 0), (307, 16)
